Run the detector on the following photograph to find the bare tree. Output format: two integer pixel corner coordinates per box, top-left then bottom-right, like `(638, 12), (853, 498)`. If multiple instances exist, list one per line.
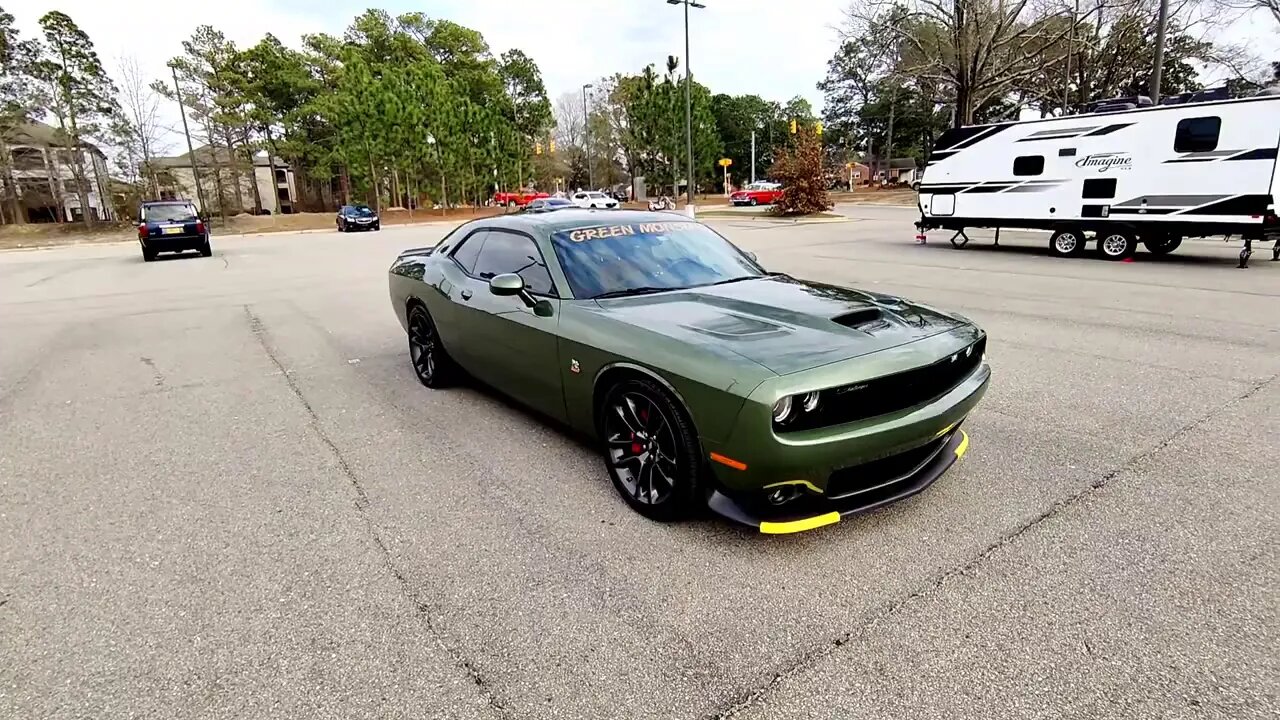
(116, 55), (166, 196)
(1211, 0), (1279, 24)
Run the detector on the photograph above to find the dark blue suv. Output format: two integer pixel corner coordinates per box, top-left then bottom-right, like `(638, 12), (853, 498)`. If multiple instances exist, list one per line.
(137, 201), (211, 262)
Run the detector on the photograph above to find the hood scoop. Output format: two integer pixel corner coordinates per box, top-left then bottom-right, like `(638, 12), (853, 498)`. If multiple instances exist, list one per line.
(831, 307), (883, 329)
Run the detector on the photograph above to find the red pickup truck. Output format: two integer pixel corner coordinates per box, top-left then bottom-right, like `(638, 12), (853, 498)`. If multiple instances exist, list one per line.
(494, 190), (550, 207)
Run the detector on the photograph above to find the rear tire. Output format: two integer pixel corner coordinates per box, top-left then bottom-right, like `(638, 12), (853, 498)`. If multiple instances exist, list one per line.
(1097, 228), (1138, 260)
(199, 239), (212, 257)
(142, 246), (156, 262)
(1048, 228), (1086, 258)
(407, 304), (458, 388)
(599, 377), (702, 522)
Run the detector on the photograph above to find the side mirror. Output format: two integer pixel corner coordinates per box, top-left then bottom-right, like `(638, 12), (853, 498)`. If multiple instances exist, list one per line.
(489, 273), (537, 308)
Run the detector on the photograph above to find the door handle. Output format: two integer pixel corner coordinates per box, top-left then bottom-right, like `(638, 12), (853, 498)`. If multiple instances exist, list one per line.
(460, 289), (473, 301)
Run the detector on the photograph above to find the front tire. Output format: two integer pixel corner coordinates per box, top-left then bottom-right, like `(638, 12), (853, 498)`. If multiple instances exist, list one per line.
(407, 305), (458, 388)
(599, 377), (702, 522)
(749, 197), (758, 207)
(1048, 228), (1086, 258)
(1097, 228), (1138, 260)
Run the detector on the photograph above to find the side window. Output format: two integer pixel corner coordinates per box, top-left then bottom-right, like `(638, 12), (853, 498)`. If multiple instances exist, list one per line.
(1013, 155), (1044, 176)
(450, 230), (487, 274)
(1082, 178), (1117, 199)
(472, 231), (556, 295)
(1174, 116), (1220, 153)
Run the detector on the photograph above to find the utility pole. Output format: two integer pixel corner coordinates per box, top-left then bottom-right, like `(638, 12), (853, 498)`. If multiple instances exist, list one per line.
(667, 0), (705, 211)
(582, 83), (593, 189)
(1063, 0), (1078, 113)
(1150, 0), (1170, 103)
(750, 129), (756, 183)
(171, 64), (206, 214)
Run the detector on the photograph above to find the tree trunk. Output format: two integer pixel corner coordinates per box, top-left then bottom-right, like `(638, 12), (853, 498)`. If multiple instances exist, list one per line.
(241, 129), (263, 215)
(0, 140), (24, 225)
(263, 126), (282, 215)
(223, 133), (245, 214)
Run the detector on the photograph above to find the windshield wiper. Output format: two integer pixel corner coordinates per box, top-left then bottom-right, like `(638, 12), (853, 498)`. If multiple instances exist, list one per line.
(700, 275), (761, 288)
(593, 286), (675, 299)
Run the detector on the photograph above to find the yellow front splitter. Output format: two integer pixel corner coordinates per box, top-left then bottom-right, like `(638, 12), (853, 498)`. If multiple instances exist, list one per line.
(746, 431), (971, 535)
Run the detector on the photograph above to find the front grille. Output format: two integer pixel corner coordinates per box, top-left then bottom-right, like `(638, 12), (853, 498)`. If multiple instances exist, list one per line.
(778, 336), (985, 433)
(825, 434), (949, 499)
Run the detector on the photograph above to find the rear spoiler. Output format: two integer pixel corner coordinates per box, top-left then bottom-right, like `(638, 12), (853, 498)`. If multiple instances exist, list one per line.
(396, 246), (435, 258)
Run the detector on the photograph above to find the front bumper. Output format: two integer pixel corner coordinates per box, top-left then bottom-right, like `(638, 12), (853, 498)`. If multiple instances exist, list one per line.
(702, 360), (990, 533)
(346, 219), (379, 230)
(708, 428), (970, 534)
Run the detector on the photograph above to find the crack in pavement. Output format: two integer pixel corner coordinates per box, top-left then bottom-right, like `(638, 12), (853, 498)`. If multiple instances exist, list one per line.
(711, 372), (1279, 720)
(242, 304), (510, 719)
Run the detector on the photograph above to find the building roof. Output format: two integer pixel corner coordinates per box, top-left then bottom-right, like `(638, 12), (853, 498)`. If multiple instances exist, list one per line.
(4, 121), (105, 155)
(150, 145), (288, 169)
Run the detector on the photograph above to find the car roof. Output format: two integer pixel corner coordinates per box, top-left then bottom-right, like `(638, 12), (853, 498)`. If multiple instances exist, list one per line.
(482, 209), (693, 234)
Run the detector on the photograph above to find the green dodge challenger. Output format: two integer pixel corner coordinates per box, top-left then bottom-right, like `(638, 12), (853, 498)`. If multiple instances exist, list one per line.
(388, 209), (989, 534)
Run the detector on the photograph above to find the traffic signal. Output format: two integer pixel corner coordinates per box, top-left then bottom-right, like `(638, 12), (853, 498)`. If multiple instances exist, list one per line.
(535, 142), (543, 155)
(815, 121), (823, 136)
(789, 118), (797, 134)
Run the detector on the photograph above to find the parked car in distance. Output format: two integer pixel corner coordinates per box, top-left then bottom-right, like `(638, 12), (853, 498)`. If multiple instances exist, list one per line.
(525, 197), (575, 213)
(136, 200), (211, 262)
(494, 189), (550, 207)
(730, 182), (784, 206)
(570, 190), (619, 209)
(337, 205), (380, 232)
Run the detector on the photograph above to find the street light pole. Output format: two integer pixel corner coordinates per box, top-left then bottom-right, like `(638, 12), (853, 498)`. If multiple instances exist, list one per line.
(170, 64), (206, 215)
(667, 0), (704, 211)
(582, 83), (593, 189)
(750, 129), (756, 184)
(1150, 0), (1170, 104)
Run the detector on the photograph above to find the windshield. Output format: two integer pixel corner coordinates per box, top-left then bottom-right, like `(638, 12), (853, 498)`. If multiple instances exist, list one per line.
(143, 204), (197, 223)
(351, 206), (375, 216)
(587, 192), (606, 198)
(550, 220), (763, 299)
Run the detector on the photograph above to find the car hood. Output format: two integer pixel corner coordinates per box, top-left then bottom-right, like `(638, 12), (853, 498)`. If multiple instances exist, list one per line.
(594, 275), (969, 375)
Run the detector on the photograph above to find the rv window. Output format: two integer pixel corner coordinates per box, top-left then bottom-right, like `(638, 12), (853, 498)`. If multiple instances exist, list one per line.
(1058, 148), (1077, 157)
(1174, 116), (1220, 152)
(1082, 178), (1117, 199)
(1013, 155), (1044, 176)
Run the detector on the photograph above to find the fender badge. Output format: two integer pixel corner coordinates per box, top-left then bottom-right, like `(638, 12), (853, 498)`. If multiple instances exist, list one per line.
(570, 359), (580, 374)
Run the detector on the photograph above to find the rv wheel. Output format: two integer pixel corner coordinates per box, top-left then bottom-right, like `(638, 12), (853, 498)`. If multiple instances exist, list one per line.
(1143, 235), (1182, 255)
(1098, 229), (1138, 261)
(1048, 228), (1086, 258)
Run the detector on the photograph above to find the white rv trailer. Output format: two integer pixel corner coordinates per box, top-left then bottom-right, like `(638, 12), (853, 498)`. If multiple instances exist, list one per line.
(916, 94), (1280, 266)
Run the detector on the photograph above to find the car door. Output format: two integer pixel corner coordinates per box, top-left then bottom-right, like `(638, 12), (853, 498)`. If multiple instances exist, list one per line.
(572, 192), (588, 208)
(454, 229), (565, 420)
(433, 228), (490, 368)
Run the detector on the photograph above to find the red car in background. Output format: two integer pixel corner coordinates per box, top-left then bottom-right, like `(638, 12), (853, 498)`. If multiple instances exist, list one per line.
(730, 182), (784, 206)
(493, 189), (550, 207)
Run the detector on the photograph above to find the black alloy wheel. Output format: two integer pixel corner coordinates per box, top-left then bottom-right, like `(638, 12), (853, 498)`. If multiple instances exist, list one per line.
(601, 378), (701, 521)
(407, 305), (455, 388)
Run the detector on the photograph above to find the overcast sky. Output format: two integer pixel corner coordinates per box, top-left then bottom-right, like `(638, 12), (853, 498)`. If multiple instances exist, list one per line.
(12, 0), (1277, 156)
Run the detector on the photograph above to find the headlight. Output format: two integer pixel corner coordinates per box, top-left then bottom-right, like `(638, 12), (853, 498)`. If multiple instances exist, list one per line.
(772, 396), (794, 423)
(802, 391), (821, 412)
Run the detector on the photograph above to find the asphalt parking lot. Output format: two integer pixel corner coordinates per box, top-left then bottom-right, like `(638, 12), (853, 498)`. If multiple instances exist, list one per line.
(2, 205), (1277, 719)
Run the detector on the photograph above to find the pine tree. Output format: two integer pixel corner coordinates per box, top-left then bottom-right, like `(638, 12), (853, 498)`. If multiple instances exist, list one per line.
(0, 5), (39, 224)
(31, 11), (120, 226)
